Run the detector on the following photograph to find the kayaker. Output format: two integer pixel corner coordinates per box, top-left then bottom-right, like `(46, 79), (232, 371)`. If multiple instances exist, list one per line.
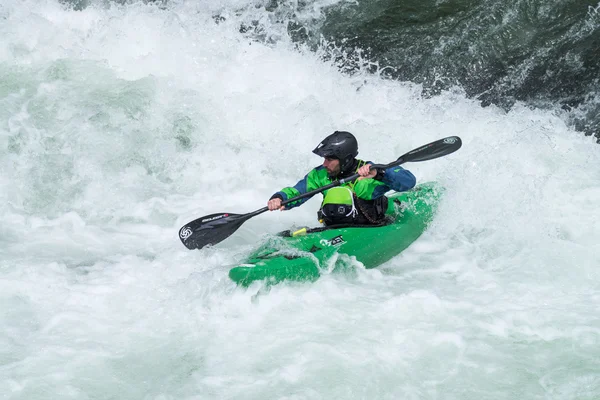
(267, 131), (417, 226)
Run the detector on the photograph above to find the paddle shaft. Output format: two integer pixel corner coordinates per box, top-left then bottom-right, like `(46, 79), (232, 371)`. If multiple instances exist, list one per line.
(252, 162), (397, 216)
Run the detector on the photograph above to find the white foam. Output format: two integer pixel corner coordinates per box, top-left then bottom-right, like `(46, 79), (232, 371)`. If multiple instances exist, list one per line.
(1, 0), (599, 399)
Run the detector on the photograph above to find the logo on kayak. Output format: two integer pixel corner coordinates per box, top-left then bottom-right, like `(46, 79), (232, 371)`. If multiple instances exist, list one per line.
(179, 227), (193, 241)
(444, 137), (457, 144)
(320, 235), (346, 247)
(202, 214), (228, 223)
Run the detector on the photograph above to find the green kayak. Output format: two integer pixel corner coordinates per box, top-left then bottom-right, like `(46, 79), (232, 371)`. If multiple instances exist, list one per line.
(228, 182), (442, 286)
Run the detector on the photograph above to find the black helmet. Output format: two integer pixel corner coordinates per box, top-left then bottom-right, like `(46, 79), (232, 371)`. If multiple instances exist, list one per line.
(312, 131), (358, 173)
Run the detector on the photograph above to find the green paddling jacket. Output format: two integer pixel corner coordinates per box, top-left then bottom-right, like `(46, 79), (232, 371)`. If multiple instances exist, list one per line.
(271, 159), (416, 223)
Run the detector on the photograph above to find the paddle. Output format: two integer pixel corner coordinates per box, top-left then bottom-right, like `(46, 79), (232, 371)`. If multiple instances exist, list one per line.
(179, 136), (462, 250)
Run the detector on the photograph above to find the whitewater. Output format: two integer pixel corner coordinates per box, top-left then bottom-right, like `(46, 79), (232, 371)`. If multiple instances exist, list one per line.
(1, 1), (599, 399)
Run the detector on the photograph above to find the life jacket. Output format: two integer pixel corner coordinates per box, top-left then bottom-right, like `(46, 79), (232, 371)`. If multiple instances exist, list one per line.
(317, 163), (390, 226)
(318, 187), (358, 226)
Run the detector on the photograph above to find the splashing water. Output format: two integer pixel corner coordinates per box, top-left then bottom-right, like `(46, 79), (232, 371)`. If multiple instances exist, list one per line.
(1, 1), (599, 399)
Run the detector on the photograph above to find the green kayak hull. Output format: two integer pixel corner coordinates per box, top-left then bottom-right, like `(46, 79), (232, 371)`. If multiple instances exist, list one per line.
(229, 182), (442, 286)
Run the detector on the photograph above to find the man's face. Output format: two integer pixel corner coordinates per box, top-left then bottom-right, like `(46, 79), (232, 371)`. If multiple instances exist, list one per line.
(323, 157), (341, 176)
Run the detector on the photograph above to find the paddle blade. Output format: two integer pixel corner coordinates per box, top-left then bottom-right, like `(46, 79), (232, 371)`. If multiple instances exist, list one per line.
(400, 136), (462, 163)
(179, 212), (248, 250)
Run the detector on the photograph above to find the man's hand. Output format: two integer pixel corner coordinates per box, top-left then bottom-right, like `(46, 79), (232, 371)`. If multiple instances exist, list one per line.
(357, 164), (377, 180)
(268, 198), (285, 211)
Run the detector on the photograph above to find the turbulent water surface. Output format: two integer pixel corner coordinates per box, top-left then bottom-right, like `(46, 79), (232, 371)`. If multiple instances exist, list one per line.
(1, 1), (600, 399)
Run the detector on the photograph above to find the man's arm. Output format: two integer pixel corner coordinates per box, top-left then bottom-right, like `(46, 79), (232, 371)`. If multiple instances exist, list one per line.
(269, 167), (325, 210)
(378, 165), (416, 192)
(356, 164), (416, 199)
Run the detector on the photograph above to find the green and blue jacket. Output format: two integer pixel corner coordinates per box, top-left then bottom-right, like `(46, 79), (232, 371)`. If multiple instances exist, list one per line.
(271, 159), (416, 209)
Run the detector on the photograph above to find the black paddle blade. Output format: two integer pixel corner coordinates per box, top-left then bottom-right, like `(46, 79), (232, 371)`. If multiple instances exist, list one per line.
(179, 212), (249, 250)
(400, 136), (462, 163)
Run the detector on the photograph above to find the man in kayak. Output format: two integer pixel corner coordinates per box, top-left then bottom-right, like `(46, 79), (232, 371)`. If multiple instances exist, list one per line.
(267, 131), (416, 226)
